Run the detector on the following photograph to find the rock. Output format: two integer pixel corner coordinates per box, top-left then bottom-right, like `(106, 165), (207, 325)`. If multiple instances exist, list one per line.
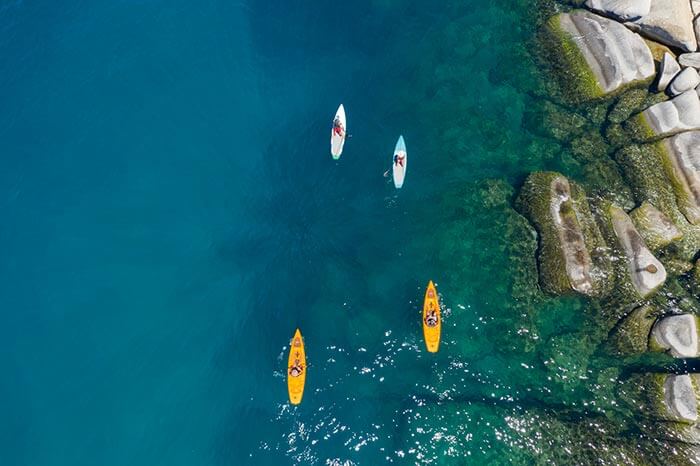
(642, 420), (700, 446)
(665, 374), (699, 422)
(629, 201), (682, 249)
(679, 52), (700, 68)
(609, 89), (653, 124)
(658, 131), (700, 224)
(584, 0), (650, 21)
(619, 373), (700, 423)
(669, 67), (700, 96)
(549, 11), (655, 99)
(627, 0), (697, 52)
(651, 314), (700, 357)
(609, 205), (666, 297)
(656, 52), (681, 92)
(608, 304), (657, 355)
(644, 38), (675, 63)
(696, 16), (700, 57)
(516, 172), (611, 296)
(637, 90), (700, 139)
(694, 0), (700, 17)
(616, 143), (700, 260)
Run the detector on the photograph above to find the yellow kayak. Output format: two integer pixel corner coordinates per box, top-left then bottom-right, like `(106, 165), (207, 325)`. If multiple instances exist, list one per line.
(287, 328), (306, 405)
(422, 281), (441, 353)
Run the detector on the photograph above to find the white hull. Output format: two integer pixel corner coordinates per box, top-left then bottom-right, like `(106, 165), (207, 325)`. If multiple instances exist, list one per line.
(392, 135), (407, 188)
(330, 104), (346, 159)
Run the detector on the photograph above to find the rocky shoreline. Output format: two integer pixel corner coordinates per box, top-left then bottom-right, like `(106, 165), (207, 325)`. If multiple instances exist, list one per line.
(518, 1), (700, 463)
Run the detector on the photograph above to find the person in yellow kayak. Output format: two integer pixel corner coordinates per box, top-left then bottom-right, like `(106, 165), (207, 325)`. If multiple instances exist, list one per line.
(425, 301), (438, 327)
(425, 310), (438, 327)
(289, 358), (304, 377)
(288, 335), (304, 377)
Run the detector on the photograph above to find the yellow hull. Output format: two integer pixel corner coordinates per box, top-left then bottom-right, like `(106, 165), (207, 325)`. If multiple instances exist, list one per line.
(287, 328), (306, 405)
(422, 281), (441, 353)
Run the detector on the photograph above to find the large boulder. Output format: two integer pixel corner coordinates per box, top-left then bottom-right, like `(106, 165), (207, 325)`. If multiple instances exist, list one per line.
(650, 314), (700, 357)
(627, 0), (697, 52)
(656, 52), (681, 92)
(548, 10), (655, 100)
(609, 205), (666, 298)
(665, 375), (699, 422)
(516, 172), (611, 296)
(629, 201), (682, 250)
(669, 67), (700, 96)
(679, 52), (700, 68)
(584, 0), (650, 21)
(659, 131), (700, 225)
(634, 90), (700, 140)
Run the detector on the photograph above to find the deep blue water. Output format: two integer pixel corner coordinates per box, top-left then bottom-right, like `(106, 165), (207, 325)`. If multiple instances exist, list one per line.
(0, 1), (593, 465)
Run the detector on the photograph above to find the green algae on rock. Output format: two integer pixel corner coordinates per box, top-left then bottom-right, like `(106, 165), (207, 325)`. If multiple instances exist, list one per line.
(609, 204), (667, 298)
(618, 373), (700, 423)
(629, 201), (682, 251)
(658, 131), (700, 225)
(544, 10), (654, 102)
(615, 143), (700, 261)
(516, 172), (612, 296)
(607, 304), (658, 355)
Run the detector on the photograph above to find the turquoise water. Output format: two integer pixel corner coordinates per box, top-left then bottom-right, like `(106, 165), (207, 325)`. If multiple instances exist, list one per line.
(0, 1), (641, 465)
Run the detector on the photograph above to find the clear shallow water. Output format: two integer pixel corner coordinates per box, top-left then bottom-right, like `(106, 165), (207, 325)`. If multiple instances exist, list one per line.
(0, 1), (640, 465)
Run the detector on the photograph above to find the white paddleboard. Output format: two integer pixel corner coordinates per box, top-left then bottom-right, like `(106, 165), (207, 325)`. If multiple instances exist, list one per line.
(330, 104), (346, 160)
(392, 135), (407, 188)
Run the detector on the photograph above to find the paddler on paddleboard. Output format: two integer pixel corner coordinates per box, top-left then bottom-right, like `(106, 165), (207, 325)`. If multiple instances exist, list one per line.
(333, 116), (345, 138)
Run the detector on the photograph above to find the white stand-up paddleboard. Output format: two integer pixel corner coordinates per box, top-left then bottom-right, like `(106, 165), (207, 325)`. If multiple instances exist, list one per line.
(330, 104), (346, 160)
(392, 135), (407, 188)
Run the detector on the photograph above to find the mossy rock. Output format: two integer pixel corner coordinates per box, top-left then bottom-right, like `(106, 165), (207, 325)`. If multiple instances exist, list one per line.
(643, 38), (676, 64)
(591, 199), (657, 304)
(607, 305), (657, 356)
(608, 88), (649, 125)
(569, 131), (635, 208)
(629, 201), (682, 251)
(618, 373), (700, 423)
(615, 143), (700, 261)
(621, 112), (656, 143)
(542, 14), (604, 102)
(516, 171), (612, 296)
(538, 101), (589, 142)
(662, 258), (694, 276)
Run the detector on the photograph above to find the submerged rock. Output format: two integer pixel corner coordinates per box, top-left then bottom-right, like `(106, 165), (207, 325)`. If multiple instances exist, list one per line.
(651, 314), (700, 357)
(608, 304), (657, 355)
(609, 205), (666, 298)
(619, 373), (700, 423)
(547, 10), (654, 99)
(516, 172), (611, 296)
(656, 52), (681, 92)
(627, 0), (697, 52)
(659, 131), (700, 225)
(669, 67), (700, 96)
(629, 201), (682, 250)
(584, 0), (649, 21)
(679, 52), (700, 69)
(634, 90), (700, 140)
